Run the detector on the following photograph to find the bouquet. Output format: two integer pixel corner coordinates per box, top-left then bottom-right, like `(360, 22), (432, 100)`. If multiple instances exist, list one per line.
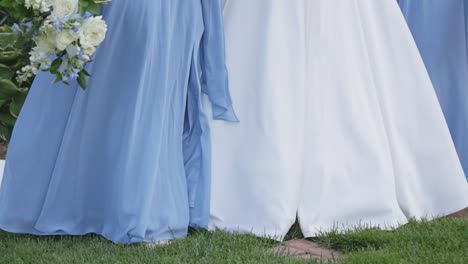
(16, 0), (110, 89)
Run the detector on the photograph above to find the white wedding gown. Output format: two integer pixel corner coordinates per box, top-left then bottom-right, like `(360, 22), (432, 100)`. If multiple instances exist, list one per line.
(206, 0), (468, 240)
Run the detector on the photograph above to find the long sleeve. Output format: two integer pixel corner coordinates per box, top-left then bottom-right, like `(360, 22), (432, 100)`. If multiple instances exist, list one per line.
(200, 0), (238, 122)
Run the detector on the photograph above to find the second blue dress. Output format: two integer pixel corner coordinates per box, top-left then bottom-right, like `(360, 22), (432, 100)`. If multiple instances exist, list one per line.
(399, 0), (468, 178)
(0, 0), (236, 243)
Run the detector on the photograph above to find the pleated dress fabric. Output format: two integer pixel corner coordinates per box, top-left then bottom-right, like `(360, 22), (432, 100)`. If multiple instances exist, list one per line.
(206, 0), (468, 240)
(399, 0), (468, 179)
(0, 0), (236, 244)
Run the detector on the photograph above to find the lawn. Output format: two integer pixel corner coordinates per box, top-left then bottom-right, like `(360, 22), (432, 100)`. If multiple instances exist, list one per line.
(0, 217), (466, 264)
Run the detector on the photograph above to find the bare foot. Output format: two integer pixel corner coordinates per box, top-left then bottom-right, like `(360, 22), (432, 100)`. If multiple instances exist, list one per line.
(271, 239), (342, 261)
(449, 207), (468, 219)
(143, 240), (173, 248)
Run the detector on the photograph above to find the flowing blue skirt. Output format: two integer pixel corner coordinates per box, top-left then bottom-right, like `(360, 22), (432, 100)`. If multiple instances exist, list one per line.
(0, 0), (235, 243)
(399, 0), (468, 179)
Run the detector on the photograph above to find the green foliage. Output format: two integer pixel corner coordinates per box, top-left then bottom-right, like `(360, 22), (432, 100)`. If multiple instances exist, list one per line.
(0, 0), (109, 141)
(79, 0), (101, 15)
(0, 4), (35, 141)
(0, 0), (31, 23)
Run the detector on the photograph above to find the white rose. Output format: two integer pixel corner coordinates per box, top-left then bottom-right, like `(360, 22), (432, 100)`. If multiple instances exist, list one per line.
(82, 46), (96, 56)
(51, 0), (79, 19)
(79, 16), (108, 48)
(42, 0), (54, 12)
(55, 30), (77, 50)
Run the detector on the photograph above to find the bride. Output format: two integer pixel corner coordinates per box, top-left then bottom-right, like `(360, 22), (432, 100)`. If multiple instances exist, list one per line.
(207, 0), (468, 240)
(0, 0), (235, 244)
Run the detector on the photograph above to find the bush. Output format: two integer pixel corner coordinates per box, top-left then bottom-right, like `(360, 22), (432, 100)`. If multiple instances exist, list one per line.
(0, 1), (35, 141)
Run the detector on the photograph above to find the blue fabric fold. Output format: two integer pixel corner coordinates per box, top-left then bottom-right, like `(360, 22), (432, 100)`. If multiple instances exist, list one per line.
(200, 0), (239, 123)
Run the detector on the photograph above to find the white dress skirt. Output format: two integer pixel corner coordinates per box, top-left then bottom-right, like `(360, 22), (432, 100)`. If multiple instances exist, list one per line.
(205, 0), (468, 240)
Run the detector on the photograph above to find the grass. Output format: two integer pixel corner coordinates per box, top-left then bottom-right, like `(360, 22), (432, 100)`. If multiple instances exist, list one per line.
(313, 218), (468, 264)
(0, 217), (467, 264)
(0, 229), (301, 264)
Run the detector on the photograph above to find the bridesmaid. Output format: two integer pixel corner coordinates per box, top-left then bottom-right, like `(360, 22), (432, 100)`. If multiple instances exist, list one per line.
(399, 0), (468, 179)
(0, 0), (236, 244)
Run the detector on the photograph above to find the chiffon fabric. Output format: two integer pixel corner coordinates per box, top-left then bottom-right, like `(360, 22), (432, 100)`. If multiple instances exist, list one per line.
(207, 0), (468, 240)
(399, 0), (468, 179)
(0, 0), (236, 244)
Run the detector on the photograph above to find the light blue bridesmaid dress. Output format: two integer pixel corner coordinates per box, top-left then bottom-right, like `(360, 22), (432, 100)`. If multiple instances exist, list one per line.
(399, 0), (468, 179)
(0, 0), (236, 243)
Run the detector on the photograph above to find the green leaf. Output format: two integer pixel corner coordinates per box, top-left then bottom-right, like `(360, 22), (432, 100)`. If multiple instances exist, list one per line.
(0, 79), (20, 100)
(50, 58), (63, 74)
(0, 50), (22, 63)
(77, 70), (88, 90)
(0, 64), (14, 80)
(87, 2), (100, 15)
(0, 26), (13, 33)
(17, 87), (29, 94)
(0, 122), (12, 142)
(1, 45), (19, 52)
(9, 93), (26, 118)
(79, 0), (89, 15)
(79, 0), (104, 15)
(0, 112), (16, 127)
(0, 32), (18, 46)
(54, 73), (63, 83)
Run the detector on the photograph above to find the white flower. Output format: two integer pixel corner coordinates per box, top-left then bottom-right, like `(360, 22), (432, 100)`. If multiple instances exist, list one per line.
(79, 16), (108, 49)
(82, 46), (96, 56)
(81, 54), (91, 61)
(24, 0), (53, 13)
(25, 65), (38, 75)
(66, 45), (80, 57)
(51, 0), (79, 19)
(34, 30), (57, 53)
(17, 64), (39, 83)
(29, 45), (52, 69)
(55, 30), (77, 50)
(43, 0), (54, 11)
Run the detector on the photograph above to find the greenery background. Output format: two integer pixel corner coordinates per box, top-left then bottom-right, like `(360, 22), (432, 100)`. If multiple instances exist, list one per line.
(0, 0), (105, 142)
(0, 1), (35, 142)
